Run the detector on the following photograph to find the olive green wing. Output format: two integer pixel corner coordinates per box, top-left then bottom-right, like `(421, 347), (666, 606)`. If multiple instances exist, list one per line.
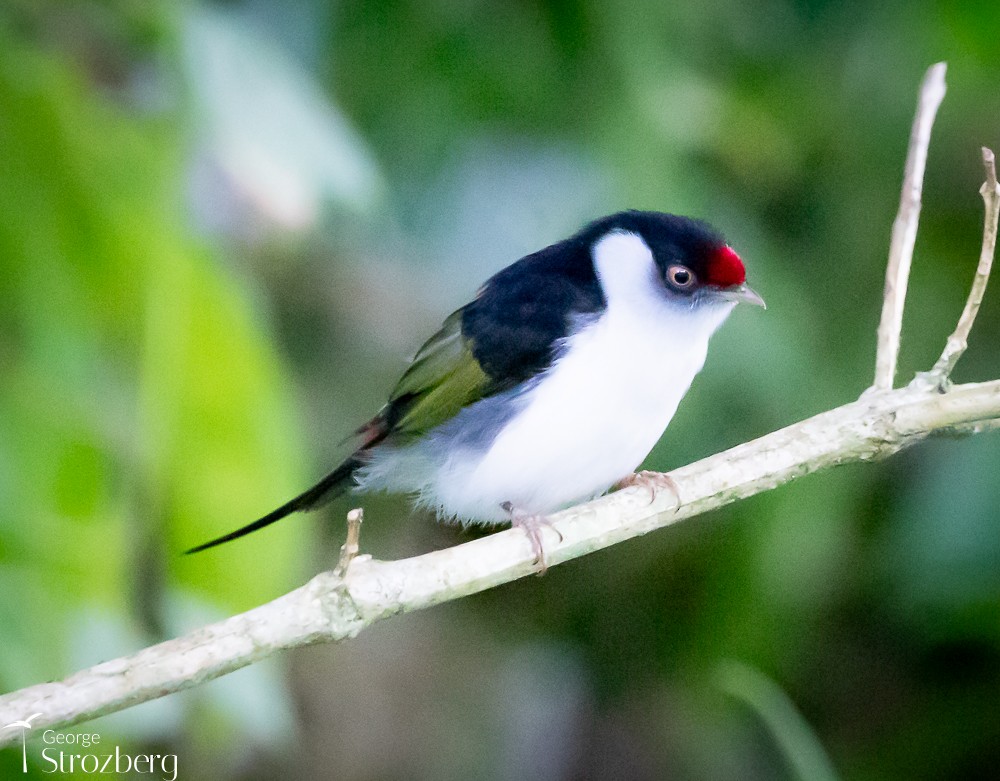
(378, 308), (493, 440)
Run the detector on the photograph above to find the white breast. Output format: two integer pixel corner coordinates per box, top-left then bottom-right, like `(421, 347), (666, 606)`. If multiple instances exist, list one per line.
(422, 230), (736, 522)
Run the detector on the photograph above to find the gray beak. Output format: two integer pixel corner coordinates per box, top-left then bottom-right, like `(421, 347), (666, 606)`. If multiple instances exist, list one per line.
(715, 283), (766, 309)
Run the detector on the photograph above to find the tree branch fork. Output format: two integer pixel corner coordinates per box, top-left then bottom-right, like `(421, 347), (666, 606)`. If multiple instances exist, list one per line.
(2, 62), (999, 743)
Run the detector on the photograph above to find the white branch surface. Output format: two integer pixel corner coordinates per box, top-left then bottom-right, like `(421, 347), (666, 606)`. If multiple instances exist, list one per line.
(2, 378), (1000, 741)
(872, 62), (947, 390)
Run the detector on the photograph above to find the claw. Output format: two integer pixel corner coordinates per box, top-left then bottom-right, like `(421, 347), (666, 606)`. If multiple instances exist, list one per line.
(501, 502), (561, 574)
(615, 470), (681, 509)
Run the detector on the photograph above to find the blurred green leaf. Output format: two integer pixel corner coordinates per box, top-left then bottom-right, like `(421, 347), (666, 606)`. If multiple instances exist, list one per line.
(717, 660), (840, 781)
(0, 11), (306, 696)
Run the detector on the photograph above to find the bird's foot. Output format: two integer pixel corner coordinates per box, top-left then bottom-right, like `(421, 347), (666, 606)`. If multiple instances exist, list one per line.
(615, 470), (681, 508)
(501, 502), (563, 575)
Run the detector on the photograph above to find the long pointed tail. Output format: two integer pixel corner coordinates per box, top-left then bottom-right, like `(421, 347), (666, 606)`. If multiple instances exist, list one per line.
(185, 457), (363, 554)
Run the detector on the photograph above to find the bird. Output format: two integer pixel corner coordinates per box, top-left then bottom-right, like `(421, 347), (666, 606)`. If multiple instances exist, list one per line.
(186, 210), (764, 566)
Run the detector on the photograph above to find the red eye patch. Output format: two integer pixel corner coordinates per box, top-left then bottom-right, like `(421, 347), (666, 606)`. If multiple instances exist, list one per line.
(705, 245), (745, 287)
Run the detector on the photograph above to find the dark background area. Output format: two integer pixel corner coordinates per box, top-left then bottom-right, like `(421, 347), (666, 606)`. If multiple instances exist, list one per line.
(1, 1), (998, 779)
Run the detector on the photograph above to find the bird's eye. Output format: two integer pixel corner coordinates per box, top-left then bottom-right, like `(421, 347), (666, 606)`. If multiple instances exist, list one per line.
(667, 265), (695, 289)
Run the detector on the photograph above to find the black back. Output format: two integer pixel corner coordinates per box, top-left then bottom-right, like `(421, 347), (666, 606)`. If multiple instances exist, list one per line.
(461, 229), (605, 388)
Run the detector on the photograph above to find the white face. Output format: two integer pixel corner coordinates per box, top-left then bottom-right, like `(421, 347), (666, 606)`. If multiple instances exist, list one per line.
(591, 230), (663, 302)
(590, 230), (737, 324)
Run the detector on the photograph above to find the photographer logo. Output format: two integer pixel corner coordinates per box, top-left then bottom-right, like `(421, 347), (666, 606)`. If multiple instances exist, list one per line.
(2, 715), (177, 780)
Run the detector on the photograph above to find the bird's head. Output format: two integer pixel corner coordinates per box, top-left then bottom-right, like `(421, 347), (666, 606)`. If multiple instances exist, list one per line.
(582, 210), (764, 312)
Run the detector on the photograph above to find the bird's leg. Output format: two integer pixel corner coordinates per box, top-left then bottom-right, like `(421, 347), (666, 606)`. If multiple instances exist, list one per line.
(614, 470), (682, 508)
(500, 501), (563, 575)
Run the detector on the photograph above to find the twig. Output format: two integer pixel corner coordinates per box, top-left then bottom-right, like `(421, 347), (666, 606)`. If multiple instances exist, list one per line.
(922, 148), (1000, 386)
(335, 508), (364, 577)
(2, 377), (1000, 740)
(872, 63), (947, 391)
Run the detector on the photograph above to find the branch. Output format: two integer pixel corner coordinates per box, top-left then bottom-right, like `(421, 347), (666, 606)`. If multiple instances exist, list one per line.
(2, 378), (1000, 740)
(872, 62), (947, 390)
(3, 62), (997, 746)
(922, 148), (1000, 386)
(335, 507), (364, 576)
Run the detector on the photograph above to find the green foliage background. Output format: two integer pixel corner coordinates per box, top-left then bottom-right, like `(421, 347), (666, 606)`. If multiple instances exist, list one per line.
(1, 1), (998, 779)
